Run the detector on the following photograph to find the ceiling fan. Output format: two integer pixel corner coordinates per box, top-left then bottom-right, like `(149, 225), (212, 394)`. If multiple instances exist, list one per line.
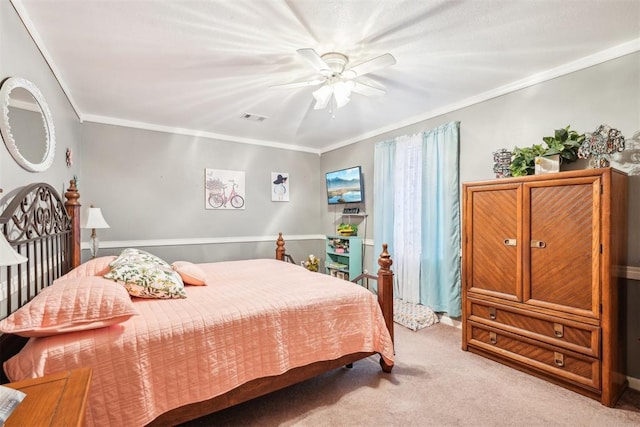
(273, 48), (396, 113)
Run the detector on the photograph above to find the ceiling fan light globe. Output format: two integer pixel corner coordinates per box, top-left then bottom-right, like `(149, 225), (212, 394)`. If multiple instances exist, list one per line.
(332, 81), (352, 108)
(312, 85), (333, 109)
(335, 93), (351, 109)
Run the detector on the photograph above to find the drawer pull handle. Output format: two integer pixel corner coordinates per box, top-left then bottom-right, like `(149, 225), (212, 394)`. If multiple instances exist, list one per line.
(489, 332), (497, 345)
(503, 238), (517, 246)
(553, 323), (564, 338)
(554, 352), (564, 367)
(530, 240), (546, 248)
(488, 307), (496, 320)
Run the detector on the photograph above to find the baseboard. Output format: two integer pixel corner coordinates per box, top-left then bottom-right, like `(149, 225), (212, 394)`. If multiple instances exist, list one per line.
(628, 376), (640, 391)
(438, 314), (461, 329)
(622, 266), (640, 281)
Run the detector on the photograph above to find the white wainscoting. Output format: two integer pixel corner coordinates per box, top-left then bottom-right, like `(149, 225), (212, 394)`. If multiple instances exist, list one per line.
(82, 234), (326, 250)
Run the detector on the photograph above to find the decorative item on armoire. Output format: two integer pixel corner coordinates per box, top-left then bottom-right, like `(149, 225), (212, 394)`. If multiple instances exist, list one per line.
(577, 124), (625, 168)
(510, 125), (584, 177)
(492, 148), (511, 178)
(534, 154), (560, 174)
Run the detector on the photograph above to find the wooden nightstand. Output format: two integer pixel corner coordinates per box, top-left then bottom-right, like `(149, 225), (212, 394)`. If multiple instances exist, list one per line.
(4, 368), (91, 426)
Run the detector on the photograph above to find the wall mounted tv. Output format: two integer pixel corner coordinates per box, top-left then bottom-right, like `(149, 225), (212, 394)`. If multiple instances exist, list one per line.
(325, 166), (364, 205)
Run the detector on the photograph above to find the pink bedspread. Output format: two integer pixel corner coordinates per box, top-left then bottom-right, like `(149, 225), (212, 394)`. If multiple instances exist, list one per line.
(4, 259), (394, 426)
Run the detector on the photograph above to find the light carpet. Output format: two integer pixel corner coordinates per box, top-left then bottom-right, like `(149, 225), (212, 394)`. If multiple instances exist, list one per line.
(181, 323), (640, 426)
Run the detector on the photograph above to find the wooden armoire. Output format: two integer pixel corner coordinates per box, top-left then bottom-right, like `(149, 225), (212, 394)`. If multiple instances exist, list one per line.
(461, 168), (628, 406)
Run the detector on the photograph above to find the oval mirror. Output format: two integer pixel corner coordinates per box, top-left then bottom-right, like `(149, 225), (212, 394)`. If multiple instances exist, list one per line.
(0, 77), (55, 172)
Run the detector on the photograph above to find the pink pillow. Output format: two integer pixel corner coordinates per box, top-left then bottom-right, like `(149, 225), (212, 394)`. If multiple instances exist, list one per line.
(172, 261), (208, 286)
(0, 276), (137, 337)
(58, 256), (117, 280)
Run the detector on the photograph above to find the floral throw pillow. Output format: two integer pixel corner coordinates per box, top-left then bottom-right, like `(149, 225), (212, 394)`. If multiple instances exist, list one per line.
(104, 249), (186, 299)
(109, 248), (171, 269)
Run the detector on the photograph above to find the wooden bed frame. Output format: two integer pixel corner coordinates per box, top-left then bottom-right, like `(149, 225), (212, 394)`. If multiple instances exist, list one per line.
(0, 182), (394, 426)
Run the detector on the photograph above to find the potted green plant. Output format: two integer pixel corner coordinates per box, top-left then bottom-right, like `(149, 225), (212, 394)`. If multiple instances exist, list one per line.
(510, 125), (585, 177)
(337, 223), (358, 236)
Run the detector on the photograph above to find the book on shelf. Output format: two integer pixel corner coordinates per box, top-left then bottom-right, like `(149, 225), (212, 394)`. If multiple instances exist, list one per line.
(327, 262), (348, 270)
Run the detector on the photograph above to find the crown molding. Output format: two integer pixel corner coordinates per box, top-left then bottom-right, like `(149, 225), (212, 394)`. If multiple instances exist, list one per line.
(81, 114), (322, 155)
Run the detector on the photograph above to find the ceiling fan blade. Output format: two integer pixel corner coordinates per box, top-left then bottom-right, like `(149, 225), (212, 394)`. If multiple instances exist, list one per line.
(351, 82), (386, 97)
(297, 48), (331, 74)
(270, 79), (324, 89)
(347, 53), (396, 78)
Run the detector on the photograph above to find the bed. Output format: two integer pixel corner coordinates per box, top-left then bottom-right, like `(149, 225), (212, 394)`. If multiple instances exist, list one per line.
(0, 182), (395, 426)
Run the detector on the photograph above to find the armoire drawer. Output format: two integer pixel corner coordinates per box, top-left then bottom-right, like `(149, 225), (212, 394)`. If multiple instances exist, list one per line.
(467, 299), (600, 357)
(467, 321), (601, 391)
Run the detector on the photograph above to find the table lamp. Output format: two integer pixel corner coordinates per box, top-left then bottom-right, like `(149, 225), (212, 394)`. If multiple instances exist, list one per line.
(81, 205), (110, 258)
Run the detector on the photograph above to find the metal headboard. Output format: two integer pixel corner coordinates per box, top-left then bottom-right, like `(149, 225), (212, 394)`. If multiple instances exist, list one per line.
(0, 181), (80, 382)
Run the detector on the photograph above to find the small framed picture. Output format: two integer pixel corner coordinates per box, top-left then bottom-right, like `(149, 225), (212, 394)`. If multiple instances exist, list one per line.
(336, 271), (346, 280)
(271, 172), (289, 202)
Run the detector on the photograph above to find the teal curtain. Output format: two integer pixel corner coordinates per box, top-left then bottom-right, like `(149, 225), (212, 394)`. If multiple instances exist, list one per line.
(420, 121), (461, 316)
(372, 139), (396, 294)
(373, 121), (461, 316)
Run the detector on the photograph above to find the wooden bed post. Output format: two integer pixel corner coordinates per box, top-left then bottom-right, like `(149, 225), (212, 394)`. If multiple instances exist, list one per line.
(377, 243), (394, 345)
(64, 179), (81, 269)
(275, 232), (285, 261)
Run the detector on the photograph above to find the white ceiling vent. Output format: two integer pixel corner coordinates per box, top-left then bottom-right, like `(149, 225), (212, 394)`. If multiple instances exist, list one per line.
(240, 113), (267, 123)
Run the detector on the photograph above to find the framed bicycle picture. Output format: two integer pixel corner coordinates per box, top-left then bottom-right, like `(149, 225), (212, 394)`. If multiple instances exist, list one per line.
(205, 168), (246, 210)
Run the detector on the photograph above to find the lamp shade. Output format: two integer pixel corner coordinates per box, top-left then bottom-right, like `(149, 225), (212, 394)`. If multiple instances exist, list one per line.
(0, 233), (28, 266)
(81, 207), (110, 229)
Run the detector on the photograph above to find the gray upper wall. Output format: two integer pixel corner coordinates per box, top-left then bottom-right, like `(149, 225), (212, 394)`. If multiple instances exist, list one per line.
(79, 122), (321, 243)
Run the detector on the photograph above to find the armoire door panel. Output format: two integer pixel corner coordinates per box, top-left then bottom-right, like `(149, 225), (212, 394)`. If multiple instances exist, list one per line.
(524, 178), (600, 318)
(467, 185), (521, 301)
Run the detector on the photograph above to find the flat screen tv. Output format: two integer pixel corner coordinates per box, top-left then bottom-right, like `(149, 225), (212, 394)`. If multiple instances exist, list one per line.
(325, 166), (363, 205)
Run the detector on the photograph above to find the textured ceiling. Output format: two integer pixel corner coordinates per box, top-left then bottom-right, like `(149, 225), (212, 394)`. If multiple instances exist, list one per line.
(11, 0), (640, 153)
